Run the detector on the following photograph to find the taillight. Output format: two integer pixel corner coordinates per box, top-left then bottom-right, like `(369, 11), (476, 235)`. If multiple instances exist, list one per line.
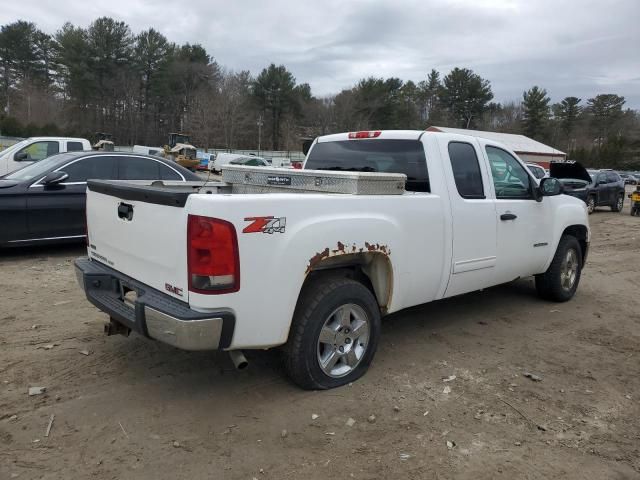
(187, 215), (240, 294)
(348, 131), (381, 139)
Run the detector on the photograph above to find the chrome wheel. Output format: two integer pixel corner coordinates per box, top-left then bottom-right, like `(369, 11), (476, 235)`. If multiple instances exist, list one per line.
(560, 248), (578, 291)
(587, 197), (595, 214)
(317, 304), (370, 378)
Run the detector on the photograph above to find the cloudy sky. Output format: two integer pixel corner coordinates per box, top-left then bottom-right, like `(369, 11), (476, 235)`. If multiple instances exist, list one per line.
(2, 0), (639, 107)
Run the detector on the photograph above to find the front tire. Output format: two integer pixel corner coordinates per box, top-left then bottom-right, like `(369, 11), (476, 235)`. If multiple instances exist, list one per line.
(586, 195), (596, 214)
(535, 235), (583, 302)
(283, 276), (381, 390)
(611, 194), (624, 212)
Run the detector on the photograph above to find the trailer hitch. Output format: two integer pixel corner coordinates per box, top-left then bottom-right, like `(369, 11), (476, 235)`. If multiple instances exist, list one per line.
(104, 318), (131, 337)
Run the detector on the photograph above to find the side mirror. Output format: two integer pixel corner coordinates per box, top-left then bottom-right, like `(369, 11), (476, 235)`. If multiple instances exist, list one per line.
(14, 151), (28, 161)
(538, 177), (563, 200)
(41, 171), (69, 186)
(302, 139), (314, 155)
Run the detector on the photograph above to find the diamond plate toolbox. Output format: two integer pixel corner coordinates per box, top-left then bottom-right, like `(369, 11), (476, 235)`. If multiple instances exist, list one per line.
(221, 165), (406, 195)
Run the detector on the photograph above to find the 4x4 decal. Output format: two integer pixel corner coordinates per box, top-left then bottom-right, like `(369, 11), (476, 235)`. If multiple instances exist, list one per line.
(243, 216), (286, 234)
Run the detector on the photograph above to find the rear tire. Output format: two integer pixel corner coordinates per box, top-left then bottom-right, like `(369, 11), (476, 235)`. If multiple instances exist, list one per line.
(283, 276), (381, 390)
(586, 195), (596, 214)
(535, 235), (583, 302)
(611, 194), (624, 212)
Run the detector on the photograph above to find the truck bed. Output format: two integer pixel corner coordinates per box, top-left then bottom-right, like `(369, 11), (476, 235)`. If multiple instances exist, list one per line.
(83, 176), (447, 348)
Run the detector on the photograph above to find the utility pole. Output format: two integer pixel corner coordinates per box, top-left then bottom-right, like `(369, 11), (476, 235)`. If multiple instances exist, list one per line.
(257, 115), (264, 155)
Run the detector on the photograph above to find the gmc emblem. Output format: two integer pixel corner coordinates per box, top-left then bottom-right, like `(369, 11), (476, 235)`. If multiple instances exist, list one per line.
(165, 283), (183, 297)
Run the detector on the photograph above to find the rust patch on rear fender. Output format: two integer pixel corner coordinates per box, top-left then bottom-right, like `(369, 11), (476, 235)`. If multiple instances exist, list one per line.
(306, 241), (390, 274)
(307, 248), (330, 273)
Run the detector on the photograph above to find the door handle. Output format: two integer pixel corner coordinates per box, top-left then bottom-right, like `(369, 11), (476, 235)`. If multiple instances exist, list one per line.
(500, 213), (517, 221)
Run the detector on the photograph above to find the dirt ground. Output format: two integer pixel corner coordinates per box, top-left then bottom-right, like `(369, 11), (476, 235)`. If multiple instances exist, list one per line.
(1, 194), (639, 480)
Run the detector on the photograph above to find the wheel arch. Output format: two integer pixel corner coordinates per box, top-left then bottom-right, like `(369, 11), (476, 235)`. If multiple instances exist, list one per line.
(561, 224), (589, 264)
(301, 252), (393, 315)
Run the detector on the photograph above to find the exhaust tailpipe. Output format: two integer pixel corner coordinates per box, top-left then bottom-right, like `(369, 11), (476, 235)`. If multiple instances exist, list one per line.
(229, 350), (248, 370)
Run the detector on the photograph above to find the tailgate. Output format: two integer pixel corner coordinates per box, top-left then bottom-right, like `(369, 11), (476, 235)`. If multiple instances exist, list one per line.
(86, 181), (191, 302)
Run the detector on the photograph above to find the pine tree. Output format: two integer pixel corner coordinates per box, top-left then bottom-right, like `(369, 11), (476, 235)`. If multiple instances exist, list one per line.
(522, 86), (550, 140)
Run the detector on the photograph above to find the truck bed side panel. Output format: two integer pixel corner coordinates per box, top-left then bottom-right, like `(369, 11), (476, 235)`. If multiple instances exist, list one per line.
(185, 193), (447, 349)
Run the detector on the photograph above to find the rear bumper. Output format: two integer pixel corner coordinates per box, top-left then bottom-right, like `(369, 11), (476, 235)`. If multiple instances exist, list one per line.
(74, 257), (235, 351)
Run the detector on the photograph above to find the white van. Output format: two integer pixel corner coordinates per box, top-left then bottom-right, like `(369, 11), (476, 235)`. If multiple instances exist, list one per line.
(132, 145), (164, 156)
(269, 157), (293, 169)
(0, 137), (91, 176)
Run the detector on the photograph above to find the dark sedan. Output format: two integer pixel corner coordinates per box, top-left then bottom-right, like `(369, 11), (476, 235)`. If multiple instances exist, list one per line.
(550, 162), (626, 214)
(0, 151), (200, 247)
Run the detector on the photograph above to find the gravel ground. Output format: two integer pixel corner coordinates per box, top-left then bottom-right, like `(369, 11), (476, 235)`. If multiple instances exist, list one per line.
(1, 194), (639, 479)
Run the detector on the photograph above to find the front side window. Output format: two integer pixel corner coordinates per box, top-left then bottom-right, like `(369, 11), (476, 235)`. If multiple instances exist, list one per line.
(17, 141), (59, 162)
(61, 156), (117, 183)
(448, 142), (484, 199)
(305, 139), (430, 192)
(486, 146), (532, 199)
(607, 172), (619, 183)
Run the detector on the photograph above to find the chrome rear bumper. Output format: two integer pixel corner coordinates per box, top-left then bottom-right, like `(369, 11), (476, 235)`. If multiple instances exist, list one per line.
(74, 257), (235, 351)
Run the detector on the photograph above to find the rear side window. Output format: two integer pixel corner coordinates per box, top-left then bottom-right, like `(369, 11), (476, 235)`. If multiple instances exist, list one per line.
(118, 157), (161, 180)
(160, 164), (182, 180)
(305, 139), (429, 192)
(448, 142), (484, 199)
(66, 141), (84, 152)
(61, 156), (118, 182)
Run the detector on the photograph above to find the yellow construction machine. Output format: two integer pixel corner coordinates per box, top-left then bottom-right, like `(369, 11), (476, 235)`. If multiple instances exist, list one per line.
(163, 133), (200, 170)
(93, 132), (115, 151)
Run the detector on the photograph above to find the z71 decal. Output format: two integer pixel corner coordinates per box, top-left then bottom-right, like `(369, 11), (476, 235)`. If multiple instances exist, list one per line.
(243, 216), (286, 234)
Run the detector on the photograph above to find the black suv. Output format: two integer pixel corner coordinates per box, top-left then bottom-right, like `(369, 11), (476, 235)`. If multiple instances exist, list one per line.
(550, 163), (625, 214)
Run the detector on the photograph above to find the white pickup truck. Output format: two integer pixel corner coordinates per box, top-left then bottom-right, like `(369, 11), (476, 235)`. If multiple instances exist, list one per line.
(75, 130), (589, 389)
(0, 137), (91, 175)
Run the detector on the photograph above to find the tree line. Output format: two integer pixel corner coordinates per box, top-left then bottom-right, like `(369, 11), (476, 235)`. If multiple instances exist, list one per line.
(1, 18), (638, 167)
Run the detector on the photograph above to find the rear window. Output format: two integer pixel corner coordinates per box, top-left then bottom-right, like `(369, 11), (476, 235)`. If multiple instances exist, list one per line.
(305, 139), (429, 192)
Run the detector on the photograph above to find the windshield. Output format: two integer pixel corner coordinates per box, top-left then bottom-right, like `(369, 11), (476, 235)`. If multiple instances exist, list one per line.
(4, 153), (76, 181)
(305, 139), (429, 192)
